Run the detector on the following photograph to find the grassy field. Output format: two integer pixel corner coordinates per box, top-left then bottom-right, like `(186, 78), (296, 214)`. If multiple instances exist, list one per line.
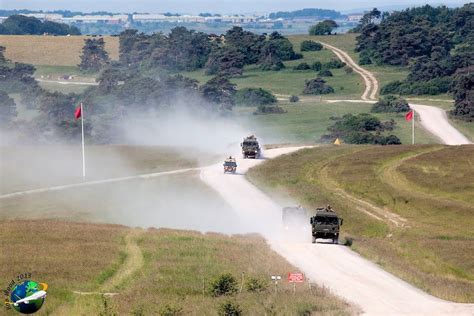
(0, 35), (119, 66)
(236, 102), (437, 144)
(247, 145), (474, 302)
(184, 36), (364, 99)
(0, 220), (354, 315)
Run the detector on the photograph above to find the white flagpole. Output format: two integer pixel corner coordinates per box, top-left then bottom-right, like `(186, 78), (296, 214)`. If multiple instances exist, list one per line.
(81, 102), (86, 179)
(412, 110), (415, 145)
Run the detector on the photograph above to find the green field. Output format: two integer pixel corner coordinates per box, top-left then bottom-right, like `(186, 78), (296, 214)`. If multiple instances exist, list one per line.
(236, 102), (437, 144)
(248, 145), (474, 302)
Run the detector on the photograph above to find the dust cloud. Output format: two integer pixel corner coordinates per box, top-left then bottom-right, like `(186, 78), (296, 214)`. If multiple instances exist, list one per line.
(0, 102), (281, 236)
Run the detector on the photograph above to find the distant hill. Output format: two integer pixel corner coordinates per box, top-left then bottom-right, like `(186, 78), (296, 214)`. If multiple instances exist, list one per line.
(0, 15), (80, 35)
(269, 8), (345, 20)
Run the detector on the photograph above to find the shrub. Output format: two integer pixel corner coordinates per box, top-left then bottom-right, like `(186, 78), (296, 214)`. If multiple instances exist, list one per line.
(311, 61), (322, 71)
(318, 69), (333, 77)
(300, 40), (323, 51)
(245, 277), (268, 293)
(371, 95), (410, 113)
(159, 304), (183, 316)
(344, 66), (353, 74)
(303, 78), (335, 95)
(210, 273), (238, 296)
(293, 62), (311, 70)
(260, 58), (285, 71)
(289, 95), (300, 103)
(381, 78), (451, 95)
(218, 301), (242, 316)
(254, 105), (287, 115)
(323, 59), (346, 69)
(234, 88), (277, 106)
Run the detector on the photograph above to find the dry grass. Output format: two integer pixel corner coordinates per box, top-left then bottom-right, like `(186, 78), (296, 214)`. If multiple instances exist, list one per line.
(0, 221), (354, 315)
(0, 220), (127, 314)
(0, 35), (119, 66)
(248, 145), (474, 302)
(109, 229), (355, 315)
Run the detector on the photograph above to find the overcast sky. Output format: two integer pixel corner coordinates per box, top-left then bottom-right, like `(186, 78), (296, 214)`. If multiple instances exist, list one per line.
(1, 0), (467, 14)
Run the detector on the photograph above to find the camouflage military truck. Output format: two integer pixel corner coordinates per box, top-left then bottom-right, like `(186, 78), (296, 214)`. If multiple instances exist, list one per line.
(241, 135), (261, 159)
(223, 156), (237, 173)
(310, 206), (343, 244)
(282, 206), (308, 232)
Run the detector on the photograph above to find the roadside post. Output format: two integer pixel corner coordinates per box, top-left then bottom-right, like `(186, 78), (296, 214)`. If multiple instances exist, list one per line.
(271, 275), (281, 294)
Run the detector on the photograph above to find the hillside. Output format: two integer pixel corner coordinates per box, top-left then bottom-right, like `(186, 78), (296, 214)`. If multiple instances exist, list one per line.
(247, 145), (474, 302)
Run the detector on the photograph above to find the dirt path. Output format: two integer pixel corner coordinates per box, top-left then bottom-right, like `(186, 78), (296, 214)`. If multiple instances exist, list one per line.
(99, 229), (144, 292)
(321, 42), (378, 100)
(200, 147), (474, 315)
(0, 167), (200, 200)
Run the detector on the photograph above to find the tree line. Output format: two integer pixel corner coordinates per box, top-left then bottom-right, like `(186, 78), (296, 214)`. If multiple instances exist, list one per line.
(0, 15), (81, 35)
(354, 4), (473, 121)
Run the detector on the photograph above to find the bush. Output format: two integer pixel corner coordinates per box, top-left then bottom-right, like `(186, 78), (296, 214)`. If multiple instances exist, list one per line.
(159, 304), (183, 316)
(311, 61), (322, 71)
(318, 69), (333, 77)
(245, 277), (268, 293)
(300, 40), (323, 51)
(381, 78), (451, 95)
(210, 273), (238, 296)
(344, 66), (354, 74)
(303, 77), (335, 95)
(234, 88), (277, 106)
(254, 105), (287, 115)
(323, 59), (346, 69)
(289, 95), (300, 103)
(218, 301), (242, 316)
(293, 62), (311, 70)
(371, 95), (410, 113)
(260, 58), (285, 71)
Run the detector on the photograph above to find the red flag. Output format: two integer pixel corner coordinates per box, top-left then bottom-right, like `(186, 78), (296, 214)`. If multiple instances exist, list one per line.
(405, 110), (413, 121)
(74, 104), (82, 119)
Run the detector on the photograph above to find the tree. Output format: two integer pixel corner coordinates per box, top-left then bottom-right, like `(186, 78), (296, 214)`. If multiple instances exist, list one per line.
(225, 26), (265, 65)
(0, 15), (80, 35)
(0, 90), (17, 124)
(451, 71), (473, 121)
(79, 38), (110, 72)
(351, 8), (382, 33)
(309, 20), (339, 35)
(200, 76), (237, 110)
(0, 46), (6, 64)
(303, 78), (335, 94)
(205, 47), (245, 76)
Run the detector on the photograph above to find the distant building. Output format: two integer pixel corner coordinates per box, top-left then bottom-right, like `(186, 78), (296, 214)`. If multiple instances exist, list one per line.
(23, 13), (63, 22)
(63, 15), (128, 24)
(347, 14), (364, 22)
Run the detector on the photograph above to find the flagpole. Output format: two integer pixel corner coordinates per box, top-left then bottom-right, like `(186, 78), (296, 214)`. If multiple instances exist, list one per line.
(412, 110), (415, 145)
(81, 102), (86, 179)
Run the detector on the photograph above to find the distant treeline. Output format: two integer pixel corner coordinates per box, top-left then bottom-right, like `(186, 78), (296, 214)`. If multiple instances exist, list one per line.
(354, 4), (473, 121)
(0, 15), (80, 35)
(269, 8), (344, 20)
(0, 9), (118, 17)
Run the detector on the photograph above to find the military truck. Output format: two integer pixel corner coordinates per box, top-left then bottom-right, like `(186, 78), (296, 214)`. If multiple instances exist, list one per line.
(241, 135), (261, 159)
(223, 156), (237, 174)
(282, 206), (308, 232)
(310, 206), (343, 244)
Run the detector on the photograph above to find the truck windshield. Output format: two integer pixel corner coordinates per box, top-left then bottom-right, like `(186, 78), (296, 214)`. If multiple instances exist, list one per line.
(315, 217), (338, 225)
(243, 142), (257, 146)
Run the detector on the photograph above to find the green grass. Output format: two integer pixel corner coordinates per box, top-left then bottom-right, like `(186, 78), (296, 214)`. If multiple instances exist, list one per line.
(235, 102), (437, 144)
(247, 145), (474, 302)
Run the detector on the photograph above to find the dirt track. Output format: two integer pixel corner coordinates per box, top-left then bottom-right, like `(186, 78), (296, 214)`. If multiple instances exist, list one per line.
(200, 147), (474, 315)
(321, 42), (378, 101)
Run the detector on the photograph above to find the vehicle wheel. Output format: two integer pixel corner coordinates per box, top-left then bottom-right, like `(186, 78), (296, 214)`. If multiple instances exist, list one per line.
(312, 236), (316, 244)
(333, 238), (339, 244)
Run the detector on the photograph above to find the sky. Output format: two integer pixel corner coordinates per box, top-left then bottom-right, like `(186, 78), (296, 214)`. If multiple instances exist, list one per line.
(1, 0), (467, 14)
